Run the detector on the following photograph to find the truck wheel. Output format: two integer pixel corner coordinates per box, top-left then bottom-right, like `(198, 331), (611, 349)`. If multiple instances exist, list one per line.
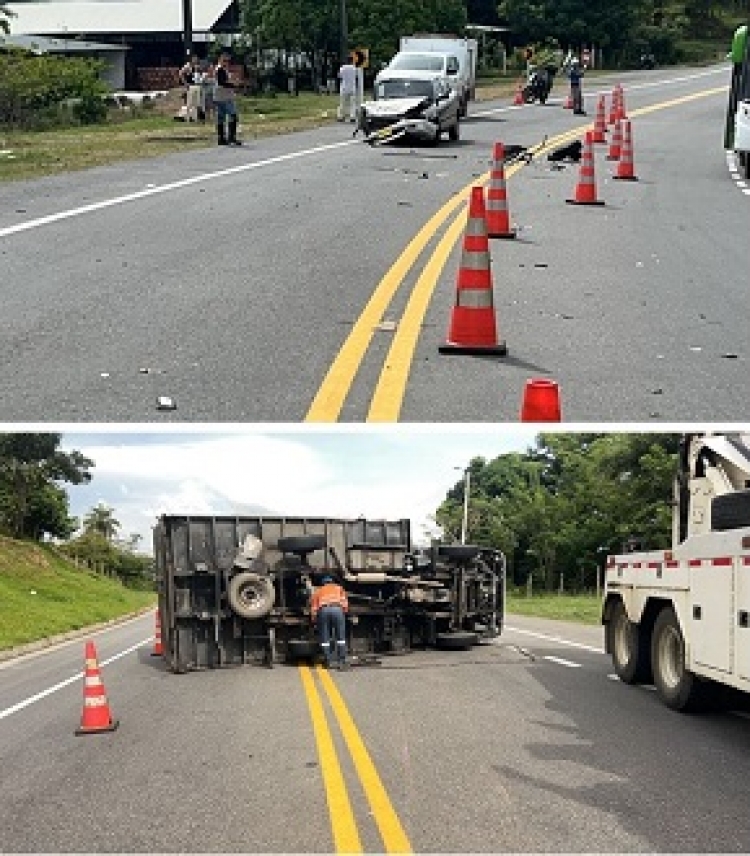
(277, 534), (326, 554)
(448, 121), (460, 142)
(438, 544), (480, 562)
(607, 599), (650, 683)
(436, 631), (477, 650)
(227, 572), (275, 619)
(651, 606), (709, 711)
(712, 489), (750, 530)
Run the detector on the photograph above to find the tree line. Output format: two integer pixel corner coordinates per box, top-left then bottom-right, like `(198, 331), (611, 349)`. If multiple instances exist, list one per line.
(435, 433), (681, 592)
(0, 434), (153, 589)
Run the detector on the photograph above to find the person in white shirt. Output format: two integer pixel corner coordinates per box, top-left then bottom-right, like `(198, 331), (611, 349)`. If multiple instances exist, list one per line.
(337, 58), (358, 122)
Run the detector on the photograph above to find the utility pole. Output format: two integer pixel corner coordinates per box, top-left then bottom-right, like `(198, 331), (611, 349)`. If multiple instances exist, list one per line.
(182, 0), (193, 60)
(460, 468), (471, 545)
(340, 0), (348, 62)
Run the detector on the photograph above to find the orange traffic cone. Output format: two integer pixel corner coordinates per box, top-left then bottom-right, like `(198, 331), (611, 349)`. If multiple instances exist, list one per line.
(439, 186), (507, 356)
(617, 85), (628, 120)
(566, 131), (605, 206)
(592, 95), (607, 143)
(486, 143), (517, 239)
(151, 610), (163, 657)
(563, 91), (573, 109)
(75, 640), (119, 735)
(606, 118), (622, 161)
(513, 81), (524, 106)
(607, 88), (619, 126)
(520, 378), (562, 422)
(613, 120), (638, 181)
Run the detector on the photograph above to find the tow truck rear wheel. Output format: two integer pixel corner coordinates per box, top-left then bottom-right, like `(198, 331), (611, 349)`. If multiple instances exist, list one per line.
(651, 607), (710, 711)
(607, 599), (650, 683)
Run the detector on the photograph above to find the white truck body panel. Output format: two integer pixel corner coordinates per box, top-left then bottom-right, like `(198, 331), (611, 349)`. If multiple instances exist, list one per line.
(606, 527), (750, 693)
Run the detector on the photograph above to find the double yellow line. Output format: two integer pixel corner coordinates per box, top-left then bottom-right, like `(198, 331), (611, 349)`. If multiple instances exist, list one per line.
(300, 665), (412, 854)
(304, 85), (726, 423)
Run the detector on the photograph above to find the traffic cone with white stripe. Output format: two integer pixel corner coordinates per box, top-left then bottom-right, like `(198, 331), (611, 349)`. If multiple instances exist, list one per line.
(592, 94), (607, 143)
(439, 186), (507, 356)
(607, 87), (620, 126)
(606, 117), (622, 161)
(151, 610), (163, 657)
(613, 120), (638, 181)
(563, 90), (573, 109)
(75, 640), (119, 735)
(566, 131), (605, 206)
(485, 143), (517, 239)
(513, 81), (524, 105)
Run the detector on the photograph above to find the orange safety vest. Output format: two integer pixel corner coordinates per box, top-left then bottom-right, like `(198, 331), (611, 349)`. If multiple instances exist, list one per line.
(311, 582), (348, 617)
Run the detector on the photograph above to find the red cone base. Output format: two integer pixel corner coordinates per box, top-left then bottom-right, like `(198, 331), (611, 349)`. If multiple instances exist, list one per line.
(520, 378), (562, 421)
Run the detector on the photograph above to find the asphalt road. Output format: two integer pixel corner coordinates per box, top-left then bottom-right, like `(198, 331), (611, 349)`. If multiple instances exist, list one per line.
(0, 65), (745, 423)
(1, 610), (749, 853)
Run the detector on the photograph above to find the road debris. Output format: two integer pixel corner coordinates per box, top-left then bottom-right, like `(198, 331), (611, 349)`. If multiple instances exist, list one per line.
(156, 396), (177, 411)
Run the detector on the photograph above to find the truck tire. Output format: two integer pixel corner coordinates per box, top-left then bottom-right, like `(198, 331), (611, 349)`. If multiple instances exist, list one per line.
(607, 599), (650, 683)
(712, 489), (750, 531)
(436, 631), (478, 650)
(286, 639), (319, 662)
(227, 572), (275, 619)
(438, 545), (480, 562)
(651, 606), (710, 711)
(277, 535), (326, 554)
(448, 121), (460, 142)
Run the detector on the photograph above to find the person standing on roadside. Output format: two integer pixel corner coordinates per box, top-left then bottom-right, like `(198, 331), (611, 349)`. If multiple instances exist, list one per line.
(337, 56), (358, 123)
(214, 53), (242, 146)
(568, 57), (586, 115)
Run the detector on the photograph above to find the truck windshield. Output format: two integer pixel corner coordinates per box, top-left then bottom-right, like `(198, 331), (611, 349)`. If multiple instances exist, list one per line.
(389, 53), (445, 72)
(376, 79), (434, 99)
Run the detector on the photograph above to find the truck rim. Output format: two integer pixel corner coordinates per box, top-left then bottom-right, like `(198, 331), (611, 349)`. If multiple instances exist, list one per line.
(657, 624), (683, 689)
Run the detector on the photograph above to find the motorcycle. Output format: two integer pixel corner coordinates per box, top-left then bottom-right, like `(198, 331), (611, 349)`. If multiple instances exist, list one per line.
(522, 66), (554, 104)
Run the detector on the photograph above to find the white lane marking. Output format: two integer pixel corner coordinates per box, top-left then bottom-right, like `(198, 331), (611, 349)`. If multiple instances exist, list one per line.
(0, 139), (355, 240)
(543, 655), (581, 668)
(505, 625), (604, 654)
(0, 638), (151, 722)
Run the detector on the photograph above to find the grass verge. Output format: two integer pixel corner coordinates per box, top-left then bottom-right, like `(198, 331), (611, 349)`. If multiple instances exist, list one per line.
(0, 535), (156, 650)
(506, 591), (602, 625)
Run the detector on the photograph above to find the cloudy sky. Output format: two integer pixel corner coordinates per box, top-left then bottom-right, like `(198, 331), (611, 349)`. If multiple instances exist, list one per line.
(57, 427), (541, 551)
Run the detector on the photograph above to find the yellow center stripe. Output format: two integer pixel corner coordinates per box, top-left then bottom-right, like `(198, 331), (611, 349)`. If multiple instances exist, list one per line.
(317, 666), (412, 854)
(299, 666), (363, 853)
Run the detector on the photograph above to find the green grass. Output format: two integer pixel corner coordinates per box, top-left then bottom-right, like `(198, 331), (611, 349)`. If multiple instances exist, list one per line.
(0, 535), (156, 650)
(506, 591), (603, 625)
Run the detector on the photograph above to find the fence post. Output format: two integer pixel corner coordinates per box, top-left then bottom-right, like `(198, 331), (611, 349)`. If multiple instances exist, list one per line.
(559, 572), (564, 595)
(526, 573), (532, 598)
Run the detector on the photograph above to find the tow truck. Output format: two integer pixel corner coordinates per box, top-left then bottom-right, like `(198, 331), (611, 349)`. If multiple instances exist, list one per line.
(602, 433), (750, 711)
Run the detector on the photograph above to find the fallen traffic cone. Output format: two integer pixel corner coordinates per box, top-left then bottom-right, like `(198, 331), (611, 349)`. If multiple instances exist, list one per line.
(439, 186), (507, 356)
(613, 120), (638, 181)
(566, 131), (605, 206)
(151, 610), (163, 657)
(513, 81), (524, 106)
(520, 378), (562, 422)
(75, 640), (119, 735)
(485, 143), (517, 239)
(606, 117), (622, 161)
(592, 95), (607, 143)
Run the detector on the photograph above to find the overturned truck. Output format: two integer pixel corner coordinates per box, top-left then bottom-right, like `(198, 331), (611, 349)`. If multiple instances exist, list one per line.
(154, 514), (505, 672)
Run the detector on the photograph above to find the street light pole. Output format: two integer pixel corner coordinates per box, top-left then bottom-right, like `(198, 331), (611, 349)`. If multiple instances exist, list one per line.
(182, 0), (193, 60)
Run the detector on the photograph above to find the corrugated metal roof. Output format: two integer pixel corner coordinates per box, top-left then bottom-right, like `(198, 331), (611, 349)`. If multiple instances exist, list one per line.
(0, 33), (129, 52)
(5, 0), (234, 36)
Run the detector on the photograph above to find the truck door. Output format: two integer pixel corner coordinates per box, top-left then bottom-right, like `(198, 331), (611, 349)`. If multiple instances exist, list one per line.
(737, 557), (750, 680)
(688, 559), (733, 675)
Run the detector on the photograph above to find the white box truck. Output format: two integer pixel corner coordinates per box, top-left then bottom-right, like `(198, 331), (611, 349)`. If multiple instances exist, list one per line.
(376, 34), (478, 117)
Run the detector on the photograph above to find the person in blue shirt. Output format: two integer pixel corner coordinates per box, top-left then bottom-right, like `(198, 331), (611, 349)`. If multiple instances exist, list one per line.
(568, 58), (586, 115)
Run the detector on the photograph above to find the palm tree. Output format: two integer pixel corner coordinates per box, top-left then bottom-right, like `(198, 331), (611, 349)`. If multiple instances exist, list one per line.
(82, 503), (121, 541)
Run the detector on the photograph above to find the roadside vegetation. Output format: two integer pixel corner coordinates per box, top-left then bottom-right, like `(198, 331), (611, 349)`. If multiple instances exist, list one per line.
(506, 590), (602, 625)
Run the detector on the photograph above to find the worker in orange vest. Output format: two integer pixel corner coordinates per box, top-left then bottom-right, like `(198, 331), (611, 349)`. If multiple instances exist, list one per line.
(310, 575), (350, 670)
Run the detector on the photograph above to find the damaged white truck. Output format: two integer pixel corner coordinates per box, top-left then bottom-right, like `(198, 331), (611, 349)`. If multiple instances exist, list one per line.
(154, 514), (505, 672)
(603, 433), (750, 710)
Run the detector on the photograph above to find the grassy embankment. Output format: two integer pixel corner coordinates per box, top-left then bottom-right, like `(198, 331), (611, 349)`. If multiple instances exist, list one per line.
(0, 535), (156, 651)
(506, 590), (602, 625)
